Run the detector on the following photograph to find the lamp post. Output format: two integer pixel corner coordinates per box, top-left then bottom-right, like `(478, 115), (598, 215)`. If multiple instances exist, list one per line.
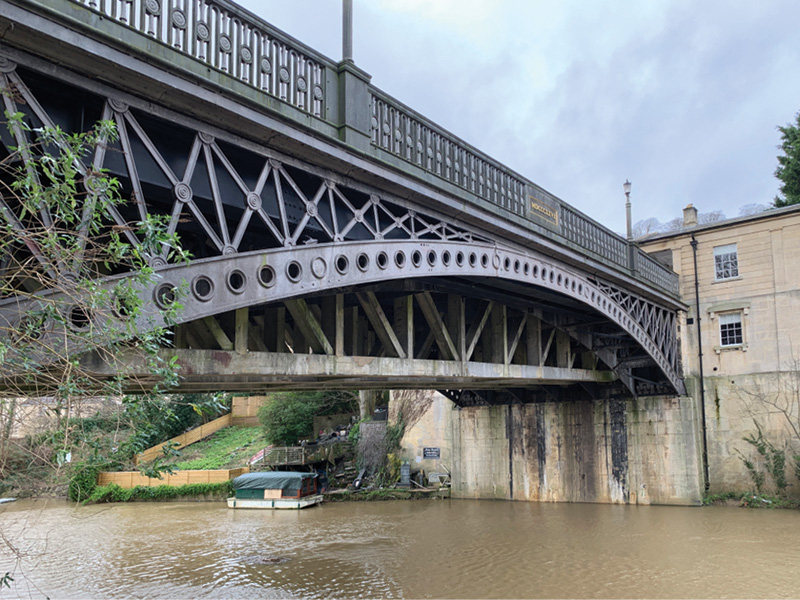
(624, 179), (632, 240)
(342, 0), (353, 62)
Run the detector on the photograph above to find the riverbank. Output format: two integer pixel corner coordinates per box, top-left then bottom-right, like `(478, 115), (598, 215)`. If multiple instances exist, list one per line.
(324, 487), (450, 501)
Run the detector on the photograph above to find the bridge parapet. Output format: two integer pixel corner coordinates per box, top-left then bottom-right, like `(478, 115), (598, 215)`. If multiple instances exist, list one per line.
(41, 0), (678, 298)
(71, 0), (332, 119)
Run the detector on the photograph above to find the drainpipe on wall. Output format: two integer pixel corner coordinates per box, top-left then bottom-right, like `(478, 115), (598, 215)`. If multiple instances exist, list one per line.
(690, 234), (710, 493)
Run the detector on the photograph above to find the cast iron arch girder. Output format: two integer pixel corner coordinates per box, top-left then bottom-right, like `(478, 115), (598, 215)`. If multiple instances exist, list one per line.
(0, 239), (683, 395)
(103, 240), (681, 395)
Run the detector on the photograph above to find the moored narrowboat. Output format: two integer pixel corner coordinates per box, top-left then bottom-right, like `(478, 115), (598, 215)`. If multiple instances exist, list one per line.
(227, 471), (323, 509)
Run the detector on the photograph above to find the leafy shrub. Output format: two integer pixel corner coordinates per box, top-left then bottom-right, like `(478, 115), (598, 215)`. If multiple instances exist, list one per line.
(68, 461), (106, 502)
(258, 391), (357, 446)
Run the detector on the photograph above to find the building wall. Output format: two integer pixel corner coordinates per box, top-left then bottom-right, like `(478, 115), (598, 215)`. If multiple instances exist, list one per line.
(641, 206), (800, 495)
(450, 396), (703, 505)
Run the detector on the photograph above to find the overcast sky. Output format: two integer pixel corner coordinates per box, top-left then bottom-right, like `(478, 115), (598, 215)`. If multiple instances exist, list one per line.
(238, 0), (800, 236)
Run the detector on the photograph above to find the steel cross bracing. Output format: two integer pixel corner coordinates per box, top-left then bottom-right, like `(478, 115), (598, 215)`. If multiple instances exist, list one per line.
(0, 60), (685, 398)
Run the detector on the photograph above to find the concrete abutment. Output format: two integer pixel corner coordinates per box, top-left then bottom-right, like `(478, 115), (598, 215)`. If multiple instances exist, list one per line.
(394, 391), (704, 505)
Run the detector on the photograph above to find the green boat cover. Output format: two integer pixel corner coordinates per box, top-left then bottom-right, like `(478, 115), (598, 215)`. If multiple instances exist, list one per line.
(233, 471), (317, 493)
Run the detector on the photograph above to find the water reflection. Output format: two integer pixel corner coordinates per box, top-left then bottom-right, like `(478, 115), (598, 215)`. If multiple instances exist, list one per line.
(2, 499), (799, 598)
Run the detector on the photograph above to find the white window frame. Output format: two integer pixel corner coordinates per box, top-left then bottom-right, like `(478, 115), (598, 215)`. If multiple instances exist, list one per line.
(718, 311), (743, 347)
(713, 243), (739, 280)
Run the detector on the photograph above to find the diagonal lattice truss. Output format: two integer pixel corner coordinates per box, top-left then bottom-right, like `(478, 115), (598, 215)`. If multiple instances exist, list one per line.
(0, 64), (487, 275)
(0, 61), (684, 398)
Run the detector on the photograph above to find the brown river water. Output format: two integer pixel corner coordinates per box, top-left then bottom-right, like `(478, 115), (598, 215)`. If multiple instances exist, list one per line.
(1, 498), (799, 599)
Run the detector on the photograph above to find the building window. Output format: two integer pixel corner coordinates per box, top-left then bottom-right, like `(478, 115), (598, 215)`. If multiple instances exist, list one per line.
(719, 312), (743, 347)
(714, 243), (739, 280)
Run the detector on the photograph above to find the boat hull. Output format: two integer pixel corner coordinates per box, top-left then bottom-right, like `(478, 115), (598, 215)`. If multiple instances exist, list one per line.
(227, 494), (323, 509)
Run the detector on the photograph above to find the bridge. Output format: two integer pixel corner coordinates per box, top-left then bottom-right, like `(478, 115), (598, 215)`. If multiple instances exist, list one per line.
(0, 0), (684, 404)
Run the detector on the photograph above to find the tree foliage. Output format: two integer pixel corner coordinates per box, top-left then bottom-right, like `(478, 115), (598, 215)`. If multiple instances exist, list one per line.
(0, 114), (189, 401)
(258, 391), (358, 446)
(0, 114), (194, 490)
(774, 111), (800, 207)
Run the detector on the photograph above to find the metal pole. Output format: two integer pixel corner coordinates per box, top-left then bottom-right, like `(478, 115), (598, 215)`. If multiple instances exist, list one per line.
(342, 0), (353, 62)
(624, 180), (632, 240)
(690, 234), (710, 493)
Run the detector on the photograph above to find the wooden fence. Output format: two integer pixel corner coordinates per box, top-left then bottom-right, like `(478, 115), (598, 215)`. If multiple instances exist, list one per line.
(231, 395), (268, 426)
(97, 467), (249, 489)
(134, 413), (232, 464)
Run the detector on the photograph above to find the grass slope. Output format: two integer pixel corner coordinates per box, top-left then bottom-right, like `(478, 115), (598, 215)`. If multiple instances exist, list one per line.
(170, 426), (265, 470)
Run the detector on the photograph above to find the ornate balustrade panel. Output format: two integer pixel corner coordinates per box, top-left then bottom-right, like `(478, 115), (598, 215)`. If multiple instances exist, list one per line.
(370, 91), (526, 217)
(560, 205), (628, 269)
(634, 250), (680, 296)
(73, 0), (327, 118)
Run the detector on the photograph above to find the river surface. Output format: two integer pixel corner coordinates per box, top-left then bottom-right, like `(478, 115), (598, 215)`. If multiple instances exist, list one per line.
(2, 497), (799, 599)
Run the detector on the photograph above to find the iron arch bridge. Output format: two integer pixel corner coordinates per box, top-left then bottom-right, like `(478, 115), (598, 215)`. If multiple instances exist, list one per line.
(0, 0), (685, 403)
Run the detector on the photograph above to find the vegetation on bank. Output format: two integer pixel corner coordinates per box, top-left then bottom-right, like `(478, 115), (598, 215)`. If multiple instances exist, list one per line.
(86, 481), (233, 504)
(257, 390), (358, 446)
(702, 491), (800, 509)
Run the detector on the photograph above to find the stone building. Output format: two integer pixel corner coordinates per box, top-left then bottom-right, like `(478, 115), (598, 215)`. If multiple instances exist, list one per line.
(639, 204), (800, 495)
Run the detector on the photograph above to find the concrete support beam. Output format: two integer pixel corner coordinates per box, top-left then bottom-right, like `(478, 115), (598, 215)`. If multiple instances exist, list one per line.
(393, 295), (414, 359)
(202, 316), (233, 351)
(466, 301), (493, 361)
(357, 291), (406, 358)
(284, 299), (333, 355)
(235, 307), (249, 354)
(91, 348), (617, 393)
(415, 291), (459, 361)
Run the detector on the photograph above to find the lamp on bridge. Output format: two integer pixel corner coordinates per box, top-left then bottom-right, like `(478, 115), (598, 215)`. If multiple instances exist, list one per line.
(624, 180), (632, 240)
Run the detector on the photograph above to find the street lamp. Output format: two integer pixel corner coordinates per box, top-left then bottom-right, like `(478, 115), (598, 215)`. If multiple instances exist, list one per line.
(624, 180), (632, 240)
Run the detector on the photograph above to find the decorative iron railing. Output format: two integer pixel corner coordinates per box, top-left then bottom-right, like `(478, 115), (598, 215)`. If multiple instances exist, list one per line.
(634, 250), (680, 296)
(560, 205), (629, 269)
(370, 89), (526, 216)
(73, 0), (329, 118)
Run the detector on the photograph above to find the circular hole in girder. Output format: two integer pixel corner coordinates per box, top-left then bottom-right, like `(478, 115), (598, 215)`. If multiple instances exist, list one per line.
(480, 253), (489, 268)
(228, 269), (247, 293)
(503, 257), (511, 270)
(69, 306), (93, 330)
(523, 263), (530, 275)
(14, 313), (46, 341)
(542, 268), (548, 280)
(336, 255), (350, 274)
(442, 250), (451, 267)
(468, 252), (477, 267)
(154, 283), (177, 309)
(427, 250), (437, 267)
(285, 262), (302, 283)
(259, 265), (276, 287)
(376, 251), (389, 269)
(411, 250), (422, 267)
(533, 265), (539, 277)
(192, 275), (214, 301)
(558, 275), (564, 286)
(357, 252), (370, 272)
(514, 260), (520, 273)
(456, 251), (464, 266)
(395, 251), (406, 268)
(549, 271), (555, 283)
(113, 294), (135, 319)
(578, 284), (583, 295)
(571, 281), (576, 292)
